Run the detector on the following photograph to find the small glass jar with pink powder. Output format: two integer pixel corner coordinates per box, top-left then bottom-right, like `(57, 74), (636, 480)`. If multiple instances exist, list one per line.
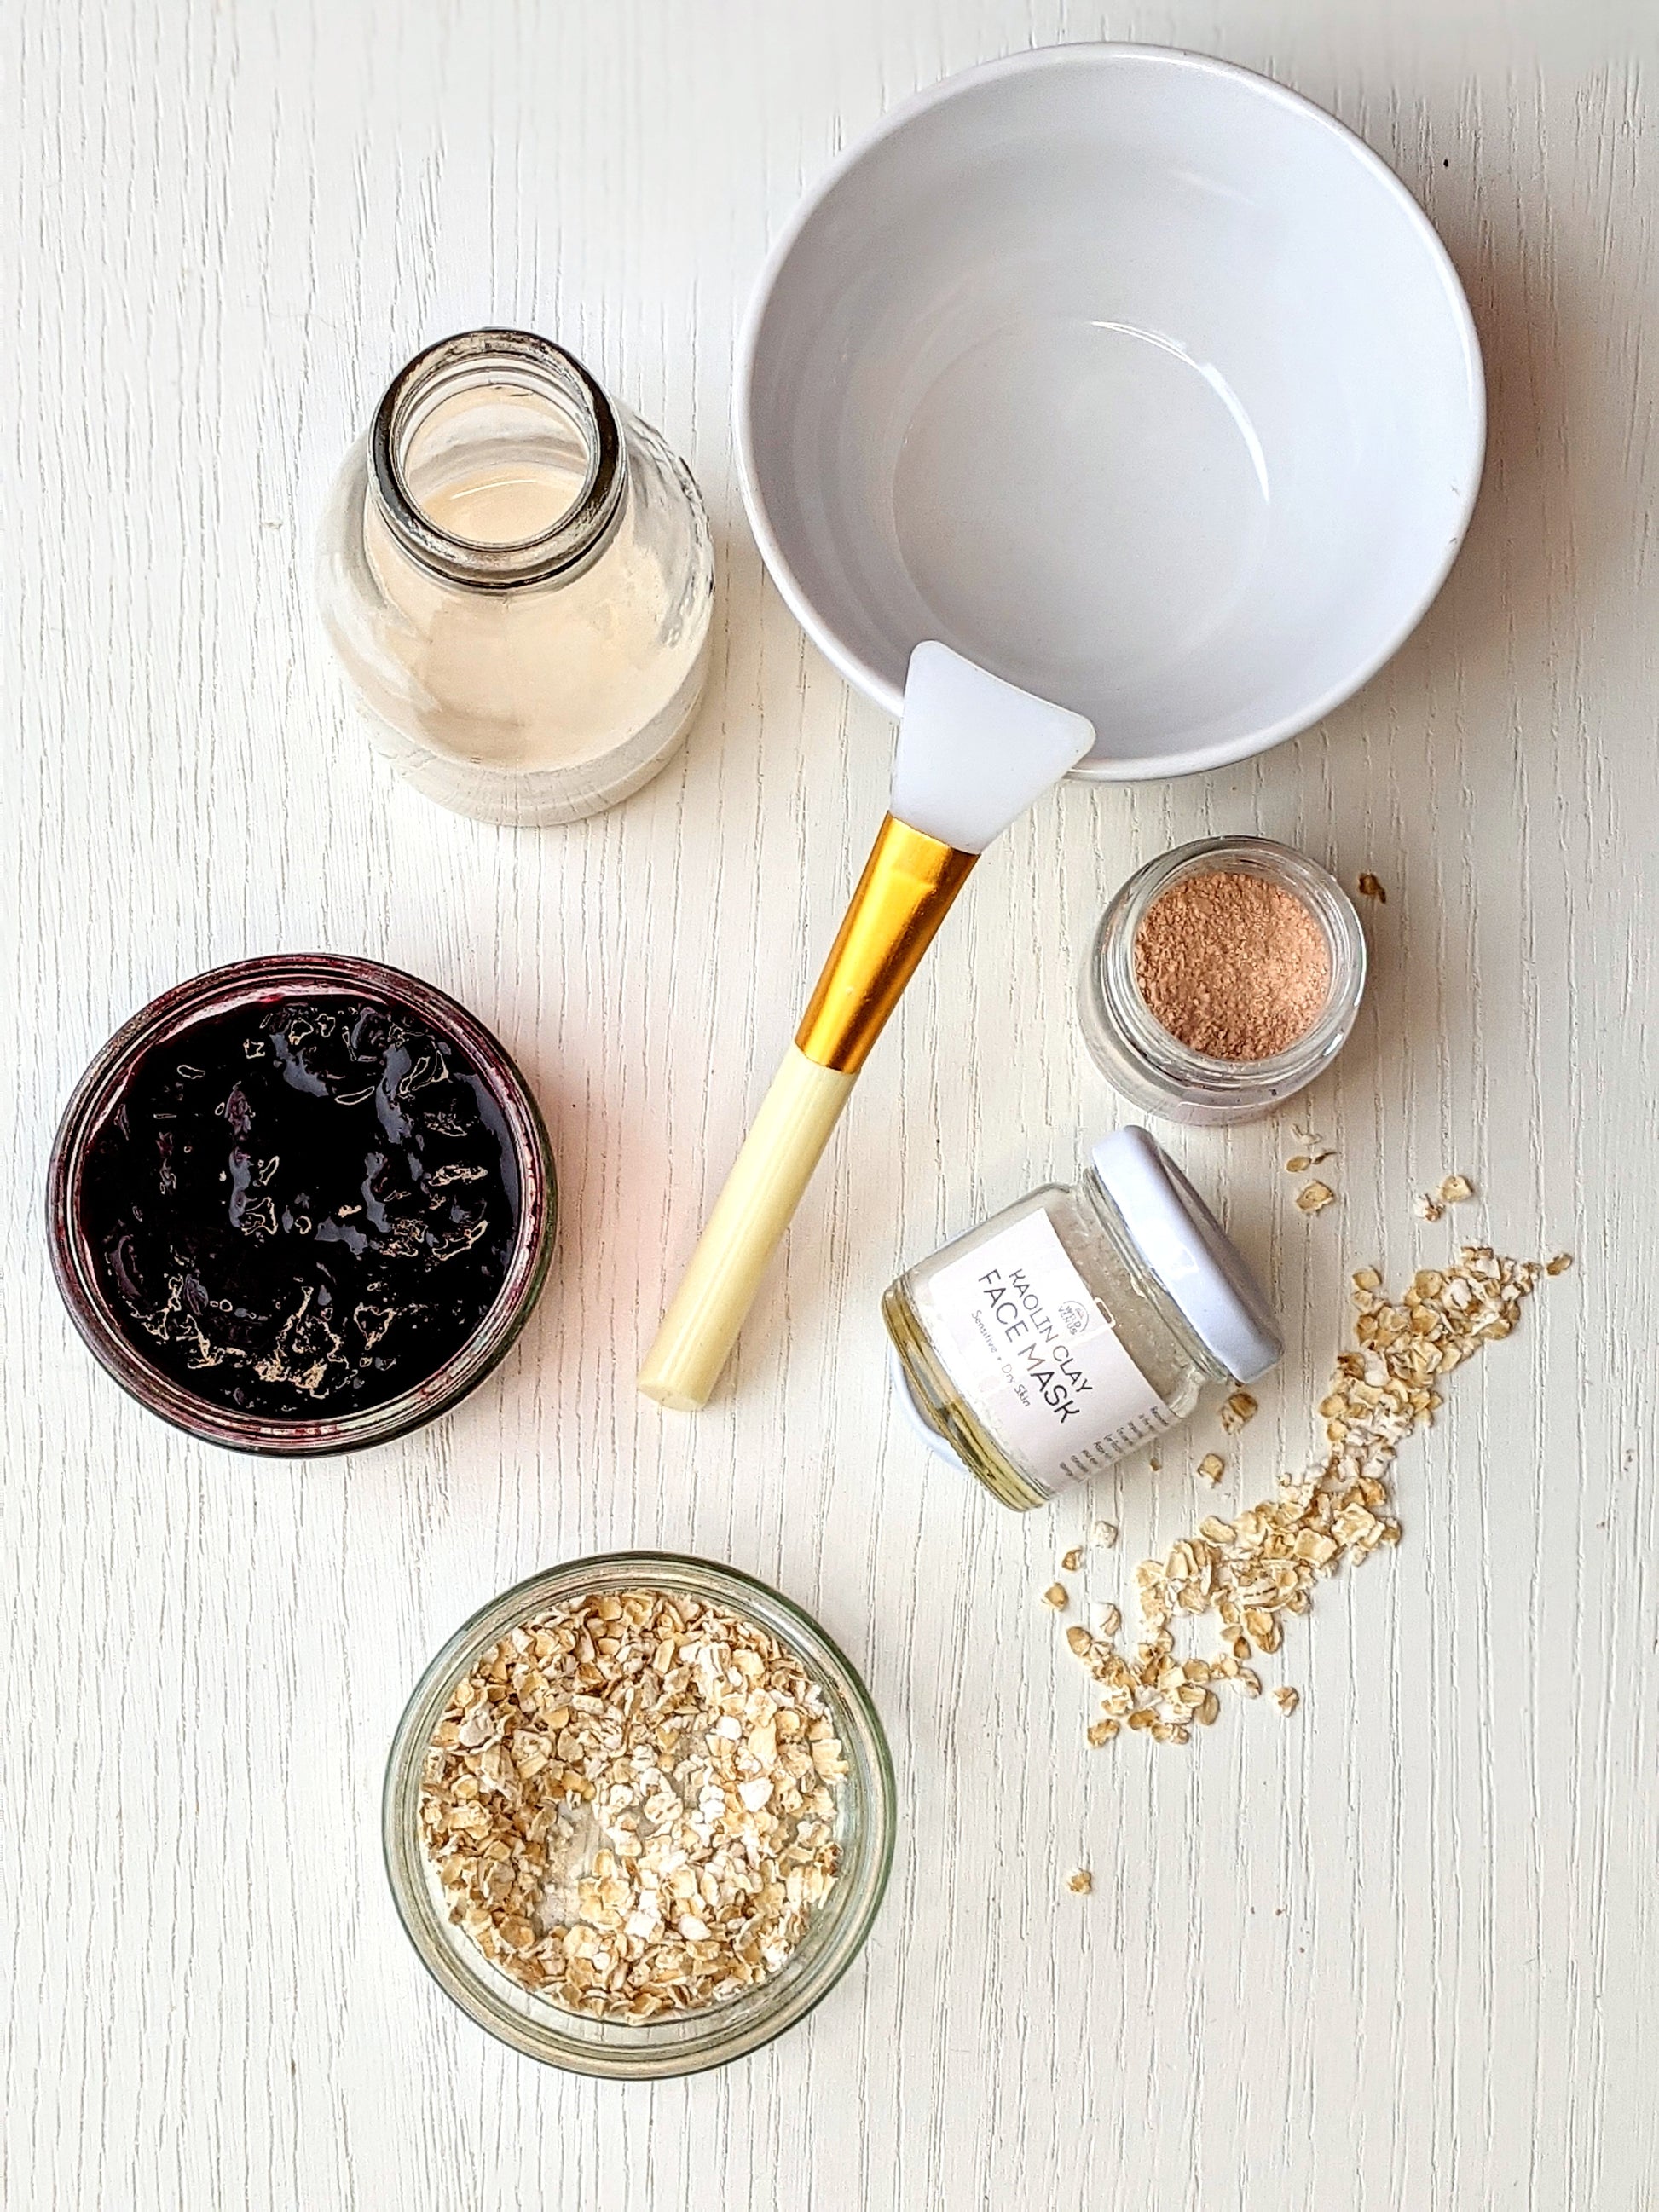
(1079, 837), (1367, 1126)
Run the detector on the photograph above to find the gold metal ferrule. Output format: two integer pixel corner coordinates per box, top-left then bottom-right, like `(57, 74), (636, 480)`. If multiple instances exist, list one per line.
(794, 815), (978, 1074)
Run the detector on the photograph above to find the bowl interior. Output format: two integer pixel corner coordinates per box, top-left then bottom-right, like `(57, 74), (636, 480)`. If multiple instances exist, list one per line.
(740, 46), (1483, 778)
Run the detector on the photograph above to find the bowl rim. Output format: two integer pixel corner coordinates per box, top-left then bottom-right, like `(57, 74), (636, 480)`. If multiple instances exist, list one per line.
(734, 39), (1487, 783)
(45, 953), (557, 1457)
(382, 1551), (898, 2077)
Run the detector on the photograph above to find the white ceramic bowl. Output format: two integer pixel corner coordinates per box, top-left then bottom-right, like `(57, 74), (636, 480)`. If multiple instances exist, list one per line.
(737, 45), (1484, 780)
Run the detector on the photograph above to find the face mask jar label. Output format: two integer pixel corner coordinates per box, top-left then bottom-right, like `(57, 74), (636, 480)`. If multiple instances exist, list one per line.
(924, 1208), (1176, 1488)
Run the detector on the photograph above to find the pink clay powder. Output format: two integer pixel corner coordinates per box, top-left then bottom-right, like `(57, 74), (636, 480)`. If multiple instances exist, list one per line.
(1132, 870), (1330, 1061)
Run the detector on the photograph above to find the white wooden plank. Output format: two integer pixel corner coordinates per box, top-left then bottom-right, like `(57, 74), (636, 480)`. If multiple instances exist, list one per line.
(3, 1), (1656, 2204)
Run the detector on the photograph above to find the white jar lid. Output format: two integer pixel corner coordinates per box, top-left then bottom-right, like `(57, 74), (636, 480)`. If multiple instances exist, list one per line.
(1090, 1127), (1281, 1383)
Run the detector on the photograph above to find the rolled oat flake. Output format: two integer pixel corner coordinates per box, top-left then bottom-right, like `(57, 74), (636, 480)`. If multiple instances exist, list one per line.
(883, 1128), (1281, 1510)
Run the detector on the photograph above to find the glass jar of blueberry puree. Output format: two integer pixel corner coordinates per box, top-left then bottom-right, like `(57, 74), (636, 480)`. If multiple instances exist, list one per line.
(48, 955), (556, 1456)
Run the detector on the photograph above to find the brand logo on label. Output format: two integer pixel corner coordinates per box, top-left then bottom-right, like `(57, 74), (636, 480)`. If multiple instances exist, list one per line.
(1056, 1300), (1090, 1337)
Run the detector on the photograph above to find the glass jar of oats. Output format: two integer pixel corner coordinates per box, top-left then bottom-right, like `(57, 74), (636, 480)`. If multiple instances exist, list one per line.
(883, 1128), (1281, 1510)
(317, 329), (714, 827)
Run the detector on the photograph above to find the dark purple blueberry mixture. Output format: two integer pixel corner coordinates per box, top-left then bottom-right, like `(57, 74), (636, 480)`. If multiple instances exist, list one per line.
(78, 996), (521, 1419)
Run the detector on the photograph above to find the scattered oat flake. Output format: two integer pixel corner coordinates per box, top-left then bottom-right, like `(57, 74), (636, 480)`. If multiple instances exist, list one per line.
(1357, 873), (1387, 903)
(1296, 1181), (1337, 1215)
(1051, 1239), (1553, 1750)
(1090, 1520), (1119, 1550)
(1065, 1625), (1093, 1658)
(1061, 1545), (1084, 1574)
(1220, 1391), (1257, 1434)
(1197, 1453), (1226, 1485)
(1042, 1582), (1068, 1610)
(1546, 1252), (1574, 1275)
(1066, 1868), (1093, 1895)
(1285, 1155), (1312, 1173)
(1414, 1193), (1445, 1222)
(1437, 1174), (1474, 1205)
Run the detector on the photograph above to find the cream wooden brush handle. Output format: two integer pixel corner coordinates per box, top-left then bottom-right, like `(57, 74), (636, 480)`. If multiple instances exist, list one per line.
(636, 1046), (858, 1411)
(639, 814), (977, 1410)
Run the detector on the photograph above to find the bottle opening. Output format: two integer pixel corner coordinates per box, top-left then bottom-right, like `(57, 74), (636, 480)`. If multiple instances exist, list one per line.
(402, 380), (593, 546)
(371, 331), (626, 587)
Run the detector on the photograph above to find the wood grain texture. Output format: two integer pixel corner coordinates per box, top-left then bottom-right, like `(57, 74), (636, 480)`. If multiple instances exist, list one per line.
(3, 1), (1655, 2204)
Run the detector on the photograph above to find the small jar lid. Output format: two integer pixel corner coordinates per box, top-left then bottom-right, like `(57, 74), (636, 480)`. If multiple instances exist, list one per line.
(1090, 1127), (1280, 1383)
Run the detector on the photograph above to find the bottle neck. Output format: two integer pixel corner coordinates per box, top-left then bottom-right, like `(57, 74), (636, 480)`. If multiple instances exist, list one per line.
(369, 330), (627, 591)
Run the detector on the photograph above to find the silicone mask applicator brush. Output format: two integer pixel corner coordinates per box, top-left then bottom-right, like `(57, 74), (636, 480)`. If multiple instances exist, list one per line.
(639, 642), (1095, 1412)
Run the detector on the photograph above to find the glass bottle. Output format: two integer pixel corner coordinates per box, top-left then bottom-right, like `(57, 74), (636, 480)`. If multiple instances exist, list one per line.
(317, 329), (714, 827)
(884, 1128), (1280, 1510)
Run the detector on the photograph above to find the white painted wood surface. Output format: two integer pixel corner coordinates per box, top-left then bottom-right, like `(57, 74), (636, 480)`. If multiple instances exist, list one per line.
(3, 2), (1655, 2203)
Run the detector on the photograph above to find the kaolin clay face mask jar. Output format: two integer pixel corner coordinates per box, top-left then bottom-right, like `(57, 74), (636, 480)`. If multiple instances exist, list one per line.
(884, 1127), (1281, 1510)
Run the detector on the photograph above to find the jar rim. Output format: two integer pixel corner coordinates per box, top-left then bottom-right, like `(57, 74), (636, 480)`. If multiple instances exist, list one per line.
(370, 329), (627, 589)
(1089, 835), (1367, 1107)
(45, 955), (557, 1456)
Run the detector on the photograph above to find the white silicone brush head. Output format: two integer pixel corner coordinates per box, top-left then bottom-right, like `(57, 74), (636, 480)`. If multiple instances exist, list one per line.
(890, 642), (1095, 853)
